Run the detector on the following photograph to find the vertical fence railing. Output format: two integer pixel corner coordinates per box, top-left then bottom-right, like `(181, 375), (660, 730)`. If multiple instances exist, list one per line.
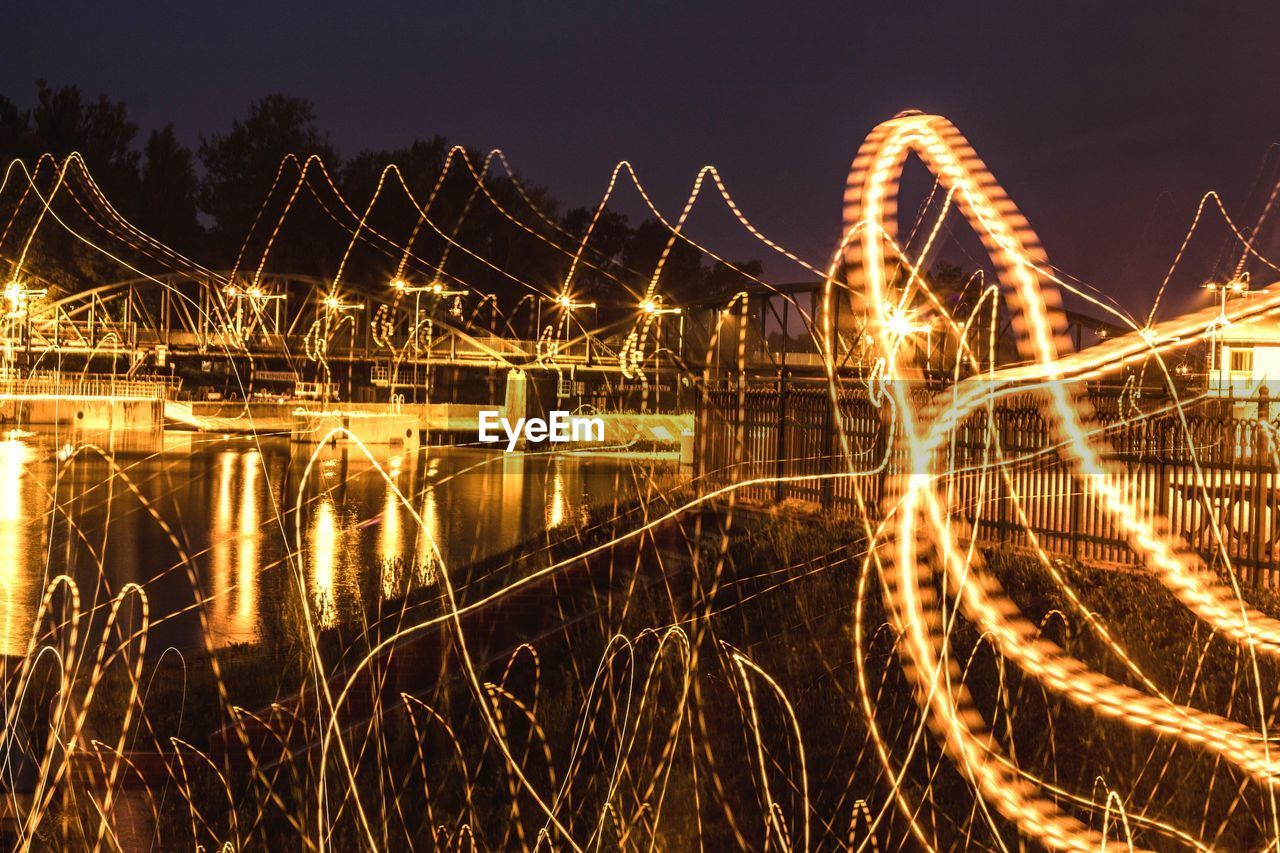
(696, 382), (1280, 585)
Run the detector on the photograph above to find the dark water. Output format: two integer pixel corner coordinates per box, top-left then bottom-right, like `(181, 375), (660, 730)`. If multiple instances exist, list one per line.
(0, 432), (679, 654)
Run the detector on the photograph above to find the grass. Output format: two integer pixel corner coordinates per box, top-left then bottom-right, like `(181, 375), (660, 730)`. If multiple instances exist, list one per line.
(64, 498), (1280, 849)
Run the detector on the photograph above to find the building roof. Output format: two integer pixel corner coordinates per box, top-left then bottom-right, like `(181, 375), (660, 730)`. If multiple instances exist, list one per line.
(1219, 312), (1280, 344)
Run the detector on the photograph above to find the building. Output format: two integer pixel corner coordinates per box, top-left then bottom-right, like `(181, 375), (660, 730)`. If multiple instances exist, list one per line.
(1209, 312), (1280, 400)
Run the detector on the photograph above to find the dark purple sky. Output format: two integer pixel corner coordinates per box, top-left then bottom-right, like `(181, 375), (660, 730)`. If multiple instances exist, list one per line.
(5, 1), (1280, 316)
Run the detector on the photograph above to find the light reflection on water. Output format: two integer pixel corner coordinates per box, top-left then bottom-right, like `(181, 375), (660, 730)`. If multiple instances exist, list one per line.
(310, 495), (340, 630)
(0, 435), (678, 654)
(0, 439), (32, 657)
(209, 450), (262, 645)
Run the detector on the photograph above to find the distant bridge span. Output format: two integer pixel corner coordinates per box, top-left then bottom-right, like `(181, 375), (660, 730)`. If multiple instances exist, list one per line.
(10, 271), (642, 376)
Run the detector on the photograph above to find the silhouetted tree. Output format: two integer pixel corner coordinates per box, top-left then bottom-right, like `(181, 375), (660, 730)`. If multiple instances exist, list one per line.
(930, 261), (978, 318)
(560, 206), (632, 302)
(338, 136), (451, 284)
(0, 82), (764, 311)
(198, 94), (337, 274)
(30, 82), (141, 208)
(0, 83), (153, 292)
(138, 125), (202, 255)
(706, 259), (763, 300)
(622, 218), (707, 304)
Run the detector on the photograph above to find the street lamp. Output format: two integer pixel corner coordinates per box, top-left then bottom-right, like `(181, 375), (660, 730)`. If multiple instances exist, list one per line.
(388, 278), (465, 403)
(388, 278), (463, 347)
(1205, 274), (1250, 395)
(391, 277), (465, 298)
(553, 293), (599, 363)
(224, 282), (284, 339)
(881, 305), (927, 340)
(3, 281), (45, 378)
(557, 293), (597, 311)
(640, 297), (680, 316)
(312, 293), (364, 405)
(639, 298), (685, 405)
(4, 280), (46, 319)
(323, 294), (363, 312)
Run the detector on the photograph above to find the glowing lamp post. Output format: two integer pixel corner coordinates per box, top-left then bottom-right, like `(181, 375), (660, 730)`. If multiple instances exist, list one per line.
(3, 281), (46, 377)
(318, 293), (363, 405)
(558, 294), (597, 311)
(1205, 275), (1250, 396)
(640, 298), (683, 352)
(639, 298), (684, 405)
(389, 278), (465, 402)
(553, 293), (599, 365)
(4, 281), (44, 317)
(224, 283), (284, 340)
(879, 305), (943, 371)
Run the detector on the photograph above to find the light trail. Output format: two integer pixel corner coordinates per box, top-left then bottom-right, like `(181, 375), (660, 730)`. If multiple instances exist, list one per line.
(0, 103), (1279, 849)
(840, 110), (1280, 850)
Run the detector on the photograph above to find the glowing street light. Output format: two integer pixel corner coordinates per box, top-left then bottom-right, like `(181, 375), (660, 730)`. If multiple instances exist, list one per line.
(323, 294), (363, 312)
(1205, 274), (1250, 300)
(557, 293), (597, 311)
(635, 297), (685, 378)
(430, 283), (467, 300)
(222, 282), (285, 341)
(882, 306), (928, 339)
(639, 298), (680, 316)
(1204, 274), (1250, 389)
(386, 279), (467, 402)
(225, 282), (282, 302)
(391, 277), (465, 297)
(1, 281), (45, 376)
(3, 280), (45, 321)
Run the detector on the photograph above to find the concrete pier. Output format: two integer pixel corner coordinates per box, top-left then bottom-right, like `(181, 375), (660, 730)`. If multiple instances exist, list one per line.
(0, 396), (163, 432)
(290, 410), (421, 449)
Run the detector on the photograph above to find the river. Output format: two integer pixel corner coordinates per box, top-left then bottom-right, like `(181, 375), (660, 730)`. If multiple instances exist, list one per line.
(0, 431), (680, 655)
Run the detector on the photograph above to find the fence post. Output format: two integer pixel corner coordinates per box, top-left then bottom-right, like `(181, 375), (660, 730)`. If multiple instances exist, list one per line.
(1252, 418), (1265, 587)
(775, 370), (789, 503)
(1070, 471), (1082, 562)
(820, 387), (835, 509)
(997, 410), (1011, 545)
(692, 381), (703, 481)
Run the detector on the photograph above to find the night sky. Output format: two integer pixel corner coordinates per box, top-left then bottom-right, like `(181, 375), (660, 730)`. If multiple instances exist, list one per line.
(5, 1), (1280, 317)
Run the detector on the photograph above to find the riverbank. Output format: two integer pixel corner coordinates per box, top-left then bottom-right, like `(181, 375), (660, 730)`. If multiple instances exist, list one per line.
(58, 503), (1280, 849)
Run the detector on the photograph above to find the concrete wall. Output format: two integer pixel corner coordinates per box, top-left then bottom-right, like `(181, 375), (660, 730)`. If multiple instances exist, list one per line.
(292, 411), (421, 449)
(595, 412), (693, 447)
(0, 396), (163, 432)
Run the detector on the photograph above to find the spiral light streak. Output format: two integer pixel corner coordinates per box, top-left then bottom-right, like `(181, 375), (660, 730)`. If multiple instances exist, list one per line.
(841, 110), (1280, 850)
(2, 98), (1280, 848)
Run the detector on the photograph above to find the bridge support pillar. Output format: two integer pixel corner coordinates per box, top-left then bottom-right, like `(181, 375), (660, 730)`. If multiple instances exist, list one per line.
(503, 369), (528, 423)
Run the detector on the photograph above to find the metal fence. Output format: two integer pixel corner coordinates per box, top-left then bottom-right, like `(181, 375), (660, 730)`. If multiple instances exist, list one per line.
(0, 372), (182, 401)
(696, 379), (1280, 586)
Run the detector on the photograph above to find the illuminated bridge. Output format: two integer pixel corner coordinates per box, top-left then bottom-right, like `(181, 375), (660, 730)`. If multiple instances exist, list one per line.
(0, 271), (692, 409)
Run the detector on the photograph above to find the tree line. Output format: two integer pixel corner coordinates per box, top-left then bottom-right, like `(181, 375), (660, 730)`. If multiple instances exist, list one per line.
(0, 82), (760, 313)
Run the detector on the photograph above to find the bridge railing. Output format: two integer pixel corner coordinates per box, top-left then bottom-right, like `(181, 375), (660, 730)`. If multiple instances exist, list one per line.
(0, 372), (182, 400)
(417, 332), (591, 364)
(27, 318), (138, 351)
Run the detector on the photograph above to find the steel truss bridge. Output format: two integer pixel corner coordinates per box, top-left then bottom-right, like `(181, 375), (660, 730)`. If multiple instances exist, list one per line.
(3, 272), (675, 389)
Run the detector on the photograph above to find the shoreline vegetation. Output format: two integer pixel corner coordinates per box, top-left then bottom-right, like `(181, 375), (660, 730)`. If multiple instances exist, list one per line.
(64, 493), (1280, 849)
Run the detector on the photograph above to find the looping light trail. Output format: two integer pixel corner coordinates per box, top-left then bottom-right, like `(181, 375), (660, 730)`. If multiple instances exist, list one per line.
(840, 110), (1280, 850)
